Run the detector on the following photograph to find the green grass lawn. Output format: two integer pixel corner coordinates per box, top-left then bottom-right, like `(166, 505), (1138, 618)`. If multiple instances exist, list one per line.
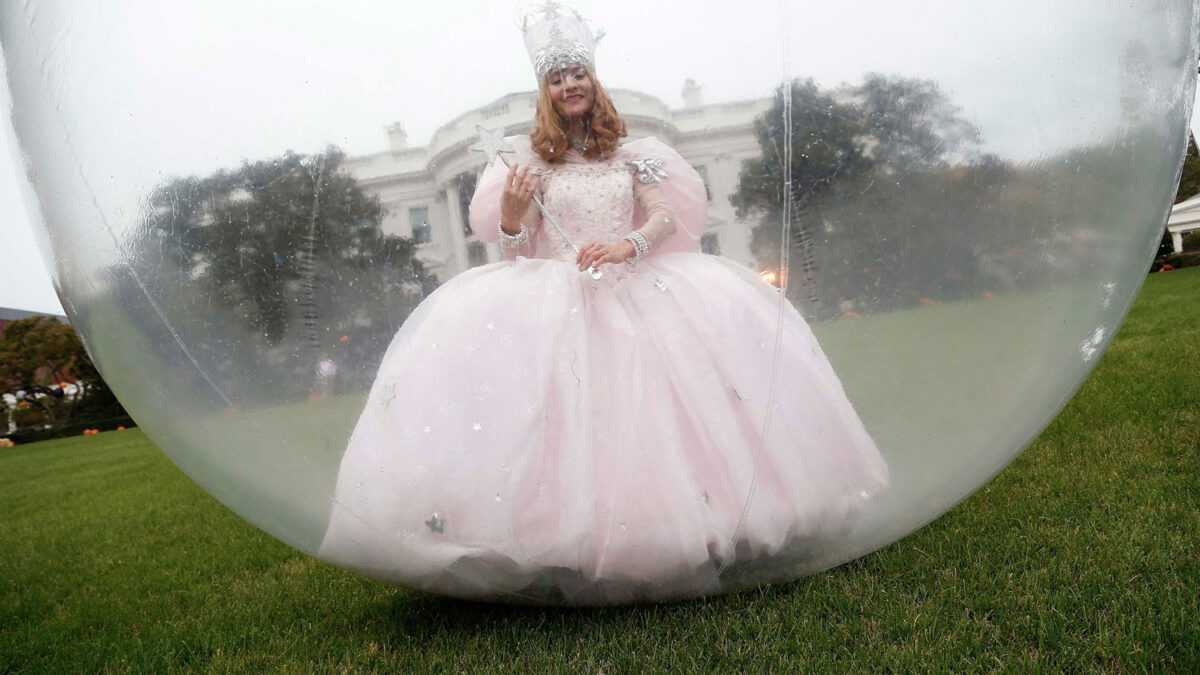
(2, 268), (1197, 672)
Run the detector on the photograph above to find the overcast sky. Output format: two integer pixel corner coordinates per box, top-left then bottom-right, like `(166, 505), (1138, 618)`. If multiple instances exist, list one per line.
(2, 0), (1197, 315)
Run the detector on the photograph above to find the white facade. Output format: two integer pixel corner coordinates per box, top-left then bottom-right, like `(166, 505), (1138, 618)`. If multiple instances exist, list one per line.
(1166, 192), (1200, 253)
(345, 85), (771, 281)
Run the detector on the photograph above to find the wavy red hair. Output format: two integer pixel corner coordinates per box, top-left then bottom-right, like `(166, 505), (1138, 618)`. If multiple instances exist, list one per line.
(530, 66), (626, 163)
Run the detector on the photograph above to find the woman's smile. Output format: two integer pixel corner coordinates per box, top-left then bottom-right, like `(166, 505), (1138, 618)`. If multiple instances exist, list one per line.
(547, 65), (595, 119)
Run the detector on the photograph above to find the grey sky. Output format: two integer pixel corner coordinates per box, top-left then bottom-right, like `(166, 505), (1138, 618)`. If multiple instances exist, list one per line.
(2, 0), (1197, 314)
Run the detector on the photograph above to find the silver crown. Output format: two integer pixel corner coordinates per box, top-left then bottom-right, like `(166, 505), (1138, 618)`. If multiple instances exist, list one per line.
(521, 2), (601, 80)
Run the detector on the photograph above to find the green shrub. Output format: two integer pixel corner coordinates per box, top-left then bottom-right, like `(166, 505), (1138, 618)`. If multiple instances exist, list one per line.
(3, 414), (136, 445)
(1150, 250), (1200, 272)
(1182, 230), (1200, 251)
(3, 384), (135, 444)
(12, 405), (48, 429)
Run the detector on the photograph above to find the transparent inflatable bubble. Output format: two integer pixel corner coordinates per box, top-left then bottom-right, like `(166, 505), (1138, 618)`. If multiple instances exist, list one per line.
(3, 1), (1196, 604)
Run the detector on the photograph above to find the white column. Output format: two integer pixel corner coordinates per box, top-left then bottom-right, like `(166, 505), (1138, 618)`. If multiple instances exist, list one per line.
(1171, 231), (1185, 253)
(475, 167), (502, 264)
(443, 184), (469, 273)
(486, 242), (501, 263)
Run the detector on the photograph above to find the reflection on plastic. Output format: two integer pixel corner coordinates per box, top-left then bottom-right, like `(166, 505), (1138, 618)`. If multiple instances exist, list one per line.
(1, 0), (1196, 604)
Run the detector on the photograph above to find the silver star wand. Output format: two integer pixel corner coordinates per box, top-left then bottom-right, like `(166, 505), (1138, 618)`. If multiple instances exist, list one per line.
(469, 125), (603, 280)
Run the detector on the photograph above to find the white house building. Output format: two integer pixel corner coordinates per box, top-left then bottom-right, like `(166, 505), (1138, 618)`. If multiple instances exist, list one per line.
(1166, 191), (1200, 253)
(345, 81), (772, 281)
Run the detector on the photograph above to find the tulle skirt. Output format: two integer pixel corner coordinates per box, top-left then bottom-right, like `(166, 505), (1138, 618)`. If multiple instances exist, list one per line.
(319, 252), (887, 604)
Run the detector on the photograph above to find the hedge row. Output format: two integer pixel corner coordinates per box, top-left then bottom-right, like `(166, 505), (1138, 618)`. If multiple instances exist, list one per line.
(1150, 251), (1200, 272)
(1, 415), (137, 446)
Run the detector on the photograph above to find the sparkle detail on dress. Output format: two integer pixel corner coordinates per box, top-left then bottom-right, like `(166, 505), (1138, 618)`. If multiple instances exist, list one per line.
(425, 513), (444, 534)
(540, 161), (636, 264)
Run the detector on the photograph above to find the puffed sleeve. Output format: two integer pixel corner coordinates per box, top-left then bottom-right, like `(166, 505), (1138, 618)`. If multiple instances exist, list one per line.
(623, 138), (707, 258)
(468, 135), (543, 259)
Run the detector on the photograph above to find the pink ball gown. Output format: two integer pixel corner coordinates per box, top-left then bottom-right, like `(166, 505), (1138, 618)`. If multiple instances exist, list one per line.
(318, 137), (888, 604)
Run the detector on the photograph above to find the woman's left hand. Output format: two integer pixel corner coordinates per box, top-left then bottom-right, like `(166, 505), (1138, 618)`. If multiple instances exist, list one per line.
(577, 240), (635, 270)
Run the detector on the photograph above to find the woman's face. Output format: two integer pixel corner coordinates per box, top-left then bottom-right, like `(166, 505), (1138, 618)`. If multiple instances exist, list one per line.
(546, 64), (595, 121)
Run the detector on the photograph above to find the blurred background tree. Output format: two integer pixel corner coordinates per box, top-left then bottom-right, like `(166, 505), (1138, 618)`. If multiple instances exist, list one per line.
(731, 74), (1010, 318)
(119, 147), (437, 403)
(0, 316), (130, 440)
(1172, 133), (1200, 203)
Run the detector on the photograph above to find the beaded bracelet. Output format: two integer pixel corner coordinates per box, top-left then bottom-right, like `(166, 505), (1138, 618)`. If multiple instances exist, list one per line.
(498, 220), (529, 247)
(623, 230), (650, 262)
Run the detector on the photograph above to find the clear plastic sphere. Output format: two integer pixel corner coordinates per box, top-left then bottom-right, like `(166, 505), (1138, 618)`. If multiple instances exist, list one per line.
(3, 1), (1196, 604)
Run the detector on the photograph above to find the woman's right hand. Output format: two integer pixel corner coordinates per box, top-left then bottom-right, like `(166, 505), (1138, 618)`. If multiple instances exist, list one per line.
(500, 163), (539, 234)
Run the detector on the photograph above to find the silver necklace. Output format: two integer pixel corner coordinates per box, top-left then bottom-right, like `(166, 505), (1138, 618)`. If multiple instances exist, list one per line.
(570, 123), (591, 153)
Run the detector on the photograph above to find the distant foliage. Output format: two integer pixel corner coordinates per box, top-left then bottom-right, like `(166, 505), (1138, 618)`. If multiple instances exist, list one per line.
(132, 147), (435, 343)
(120, 147), (437, 402)
(1173, 133), (1200, 204)
(1183, 231), (1200, 251)
(733, 74), (1183, 315)
(731, 75), (1011, 318)
(0, 316), (131, 440)
(1150, 251), (1200, 272)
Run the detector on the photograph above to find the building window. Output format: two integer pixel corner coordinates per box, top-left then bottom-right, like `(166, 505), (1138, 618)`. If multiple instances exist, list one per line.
(701, 232), (721, 256)
(481, 102), (510, 118)
(409, 207), (431, 244)
(694, 165), (712, 201)
(467, 241), (488, 268)
(457, 173), (478, 235)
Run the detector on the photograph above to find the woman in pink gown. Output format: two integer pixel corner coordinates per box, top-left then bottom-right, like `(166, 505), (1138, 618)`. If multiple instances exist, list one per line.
(319, 4), (887, 605)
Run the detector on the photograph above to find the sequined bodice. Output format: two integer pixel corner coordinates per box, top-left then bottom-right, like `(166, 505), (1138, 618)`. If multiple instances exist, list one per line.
(538, 158), (635, 263)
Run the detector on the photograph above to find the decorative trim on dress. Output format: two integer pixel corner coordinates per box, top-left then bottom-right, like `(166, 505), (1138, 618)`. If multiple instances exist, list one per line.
(628, 158), (668, 184)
